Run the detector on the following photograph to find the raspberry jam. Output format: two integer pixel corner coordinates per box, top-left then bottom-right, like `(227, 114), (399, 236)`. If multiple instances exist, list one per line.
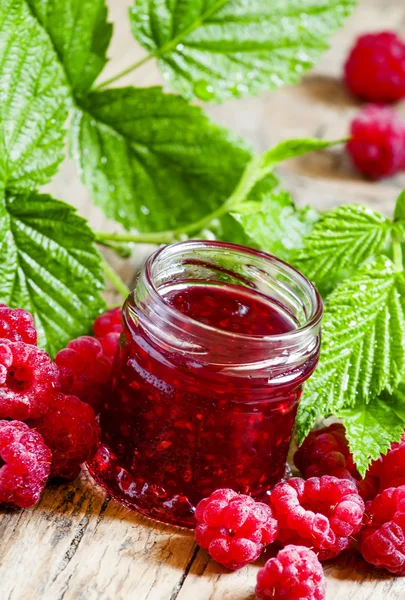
(89, 241), (322, 527)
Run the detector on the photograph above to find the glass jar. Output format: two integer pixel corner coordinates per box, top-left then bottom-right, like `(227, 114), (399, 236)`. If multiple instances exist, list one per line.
(89, 241), (322, 528)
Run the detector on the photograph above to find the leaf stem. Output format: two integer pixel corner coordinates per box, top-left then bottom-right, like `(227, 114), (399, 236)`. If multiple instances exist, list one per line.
(97, 239), (133, 258)
(102, 258), (131, 298)
(173, 203), (231, 236)
(96, 231), (176, 245)
(96, 200), (232, 246)
(392, 233), (403, 271)
(96, 53), (156, 90)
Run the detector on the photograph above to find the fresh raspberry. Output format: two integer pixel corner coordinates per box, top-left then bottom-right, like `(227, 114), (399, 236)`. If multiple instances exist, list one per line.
(294, 424), (379, 501)
(368, 435), (405, 492)
(55, 336), (112, 412)
(93, 307), (122, 362)
(0, 305), (37, 344)
(194, 488), (278, 570)
(29, 393), (100, 480)
(270, 476), (364, 560)
(0, 420), (51, 508)
(93, 307), (122, 338)
(358, 486), (405, 574)
(346, 105), (405, 180)
(344, 32), (405, 103)
(0, 339), (59, 420)
(256, 545), (326, 600)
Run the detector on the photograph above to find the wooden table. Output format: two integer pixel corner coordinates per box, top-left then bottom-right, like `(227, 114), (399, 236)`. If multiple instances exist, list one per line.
(2, 0), (405, 598)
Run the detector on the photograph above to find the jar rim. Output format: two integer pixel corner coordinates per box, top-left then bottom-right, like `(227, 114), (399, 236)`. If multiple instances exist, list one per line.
(141, 240), (323, 345)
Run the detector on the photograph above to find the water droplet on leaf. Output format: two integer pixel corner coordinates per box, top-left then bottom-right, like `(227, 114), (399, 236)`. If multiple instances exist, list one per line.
(193, 81), (215, 101)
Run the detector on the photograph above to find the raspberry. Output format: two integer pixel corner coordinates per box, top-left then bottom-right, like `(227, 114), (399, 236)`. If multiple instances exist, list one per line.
(0, 339), (59, 420)
(0, 305), (37, 344)
(294, 424), (379, 501)
(93, 307), (122, 338)
(93, 307), (122, 362)
(0, 420), (51, 508)
(256, 545), (326, 600)
(270, 476), (364, 560)
(346, 105), (405, 180)
(55, 336), (112, 412)
(29, 393), (100, 480)
(358, 486), (405, 574)
(194, 488), (278, 570)
(344, 32), (405, 103)
(369, 435), (405, 492)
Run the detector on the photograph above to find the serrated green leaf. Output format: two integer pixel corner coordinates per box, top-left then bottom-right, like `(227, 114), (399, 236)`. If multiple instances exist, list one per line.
(296, 257), (405, 443)
(226, 138), (341, 213)
(394, 190), (405, 222)
(0, 191), (106, 356)
(70, 86), (251, 231)
(130, 0), (355, 103)
(295, 205), (392, 292)
(199, 213), (255, 247)
(0, 0), (69, 189)
(250, 138), (344, 176)
(232, 182), (319, 260)
(381, 382), (405, 422)
(339, 398), (405, 477)
(26, 0), (112, 95)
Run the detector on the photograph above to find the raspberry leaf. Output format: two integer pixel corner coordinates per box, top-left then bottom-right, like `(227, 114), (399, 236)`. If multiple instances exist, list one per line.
(70, 87), (251, 231)
(231, 184), (320, 260)
(26, 0), (112, 96)
(0, 0), (69, 189)
(297, 257), (405, 443)
(0, 192), (106, 356)
(394, 190), (405, 241)
(340, 398), (405, 477)
(221, 138), (337, 258)
(394, 190), (405, 222)
(227, 139), (340, 211)
(130, 0), (355, 103)
(295, 205), (392, 292)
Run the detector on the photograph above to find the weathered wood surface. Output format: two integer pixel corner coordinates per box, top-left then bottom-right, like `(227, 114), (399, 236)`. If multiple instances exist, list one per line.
(2, 0), (405, 598)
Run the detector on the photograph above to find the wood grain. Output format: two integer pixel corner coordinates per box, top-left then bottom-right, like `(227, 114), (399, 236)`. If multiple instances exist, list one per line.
(2, 0), (405, 598)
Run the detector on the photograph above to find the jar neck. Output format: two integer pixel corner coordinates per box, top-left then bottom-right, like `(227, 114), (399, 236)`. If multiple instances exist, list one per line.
(124, 241), (322, 375)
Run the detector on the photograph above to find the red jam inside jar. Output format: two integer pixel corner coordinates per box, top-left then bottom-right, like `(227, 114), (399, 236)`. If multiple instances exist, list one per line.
(89, 241), (322, 528)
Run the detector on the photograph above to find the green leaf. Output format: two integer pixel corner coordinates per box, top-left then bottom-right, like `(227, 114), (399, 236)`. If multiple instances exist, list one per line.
(130, 0), (355, 103)
(381, 382), (405, 423)
(226, 138), (341, 213)
(0, 0), (69, 189)
(26, 0), (112, 95)
(199, 213), (256, 247)
(394, 190), (405, 222)
(296, 257), (405, 442)
(232, 181), (319, 260)
(70, 87), (251, 231)
(295, 205), (392, 291)
(212, 139), (333, 258)
(249, 138), (345, 175)
(340, 397), (405, 477)
(0, 191), (106, 356)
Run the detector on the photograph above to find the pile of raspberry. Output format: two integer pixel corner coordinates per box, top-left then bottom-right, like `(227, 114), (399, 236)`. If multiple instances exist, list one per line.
(0, 304), (122, 509)
(192, 425), (405, 597)
(342, 32), (405, 179)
